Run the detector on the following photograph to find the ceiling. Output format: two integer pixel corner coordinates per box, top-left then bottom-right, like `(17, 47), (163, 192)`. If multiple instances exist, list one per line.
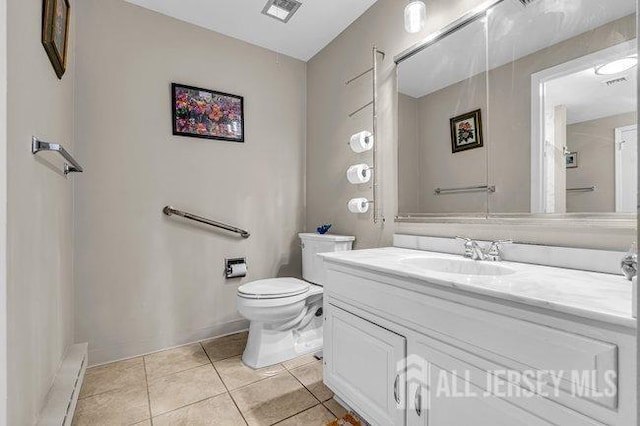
(546, 65), (637, 125)
(398, 0), (637, 98)
(124, 0), (379, 61)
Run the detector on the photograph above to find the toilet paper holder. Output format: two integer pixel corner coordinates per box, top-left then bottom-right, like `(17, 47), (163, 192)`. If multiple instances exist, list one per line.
(225, 257), (247, 279)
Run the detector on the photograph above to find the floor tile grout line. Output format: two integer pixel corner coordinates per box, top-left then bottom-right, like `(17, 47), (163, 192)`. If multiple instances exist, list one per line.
(150, 392), (229, 421)
(142, 356), (153, 426)
(201, 341), (250, 425)
(145, 360), (212, 385)
(271, 403), (336, 425)
(221, 366), (288, 393)
(282, 357), (318, 372)
(288, 370), (323, 405)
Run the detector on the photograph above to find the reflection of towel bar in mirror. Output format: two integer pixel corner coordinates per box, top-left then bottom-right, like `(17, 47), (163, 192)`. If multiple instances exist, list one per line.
(32, 137), (84, 175)
(435, 185), (496, 195)
(567, 186), (596, 192)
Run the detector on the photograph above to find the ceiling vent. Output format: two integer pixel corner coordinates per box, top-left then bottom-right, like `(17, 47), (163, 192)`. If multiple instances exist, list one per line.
(262, 0), (302, 23)
(604, 76), (628, 86)
(515, 0), (540, 6)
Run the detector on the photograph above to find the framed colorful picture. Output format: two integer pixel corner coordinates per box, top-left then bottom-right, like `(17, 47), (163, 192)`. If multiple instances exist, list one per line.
(42, 0), (71, 79)
(450, 109), (483, 153)
(566, 152), (578, 168)
(172, 83), (245, 142)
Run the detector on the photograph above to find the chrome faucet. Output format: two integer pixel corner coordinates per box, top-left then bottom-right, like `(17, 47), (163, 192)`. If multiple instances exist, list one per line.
(456, 237), (513, 262)
(621, 243), (637, 281)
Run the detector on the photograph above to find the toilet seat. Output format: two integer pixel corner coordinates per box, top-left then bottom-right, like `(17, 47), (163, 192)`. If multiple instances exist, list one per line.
(238, 278), (310, 300)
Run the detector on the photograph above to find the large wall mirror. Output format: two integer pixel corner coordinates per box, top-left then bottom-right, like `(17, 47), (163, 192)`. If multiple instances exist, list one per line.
(396, 0), (637, 221)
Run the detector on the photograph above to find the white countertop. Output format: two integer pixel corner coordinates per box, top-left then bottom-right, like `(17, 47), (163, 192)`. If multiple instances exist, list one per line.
(321, 247), (636, 328)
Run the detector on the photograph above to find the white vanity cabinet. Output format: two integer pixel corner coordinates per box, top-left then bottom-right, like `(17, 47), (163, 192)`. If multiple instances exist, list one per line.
(322, 260), (636, 426)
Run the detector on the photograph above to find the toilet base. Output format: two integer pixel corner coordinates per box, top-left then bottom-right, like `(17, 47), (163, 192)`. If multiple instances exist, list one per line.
(242, 314), (323, 369)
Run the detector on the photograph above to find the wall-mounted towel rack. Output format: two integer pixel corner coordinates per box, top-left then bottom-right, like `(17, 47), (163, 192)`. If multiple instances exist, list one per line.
(435, 185), (496, 195)
(163, 206), (250, 238)
(566, 186), (596, 192)
(345, 46), (385, 224)
(32, 137), (83, 175)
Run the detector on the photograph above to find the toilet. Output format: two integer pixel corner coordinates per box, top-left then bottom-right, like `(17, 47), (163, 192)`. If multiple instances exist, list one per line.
(237, 233), (355, 369)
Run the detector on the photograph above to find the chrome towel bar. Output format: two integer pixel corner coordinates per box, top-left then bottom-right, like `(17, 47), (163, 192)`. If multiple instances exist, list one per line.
(435, 185), (496, 194)
(567, 186), (596, 192)
(163, 206), (250, 238)
(32, 137), (83, 175)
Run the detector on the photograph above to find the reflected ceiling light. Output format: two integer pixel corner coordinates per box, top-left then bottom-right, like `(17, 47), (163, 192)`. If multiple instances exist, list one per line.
(405, 1), (426, 33)
(595, 56), (638, 75)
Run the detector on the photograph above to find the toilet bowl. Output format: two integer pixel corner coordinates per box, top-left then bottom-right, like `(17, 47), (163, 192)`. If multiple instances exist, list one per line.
(237, 233), (354, 369)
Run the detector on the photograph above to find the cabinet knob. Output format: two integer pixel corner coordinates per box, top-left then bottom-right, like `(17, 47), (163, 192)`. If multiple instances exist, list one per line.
(415, 386), (422, 416)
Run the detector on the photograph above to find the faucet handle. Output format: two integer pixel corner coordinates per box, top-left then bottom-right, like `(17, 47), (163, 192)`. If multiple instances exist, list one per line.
(486, 240), (512, 261)
(456, 236), (475, 258)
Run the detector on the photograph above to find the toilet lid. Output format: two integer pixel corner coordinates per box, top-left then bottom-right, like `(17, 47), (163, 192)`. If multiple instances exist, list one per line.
(238, 278), (310, 299)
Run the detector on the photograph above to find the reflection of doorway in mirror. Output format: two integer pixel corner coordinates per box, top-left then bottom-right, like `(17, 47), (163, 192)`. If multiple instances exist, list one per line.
(531, 39), (637, 214)
(615, 125), (638, 213)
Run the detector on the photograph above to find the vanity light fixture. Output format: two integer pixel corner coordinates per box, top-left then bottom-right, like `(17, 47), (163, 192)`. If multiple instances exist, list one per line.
(595, 56), (638, 75)
(404, 1), (426, 34)
(261, 0), (302, 23)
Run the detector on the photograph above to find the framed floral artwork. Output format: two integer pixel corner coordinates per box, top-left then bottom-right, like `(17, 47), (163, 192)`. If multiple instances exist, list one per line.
(42, 0), (70, 79)
(450, 109), (483, 153)
(172, 83), (245, 142)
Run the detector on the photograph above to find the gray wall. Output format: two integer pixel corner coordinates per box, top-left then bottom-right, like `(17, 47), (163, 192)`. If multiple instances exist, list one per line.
(416, 74), (488, 214)
(397, 94), (419, 213)
(7, 0), (75, 424)
(74, 0), (307, 365)
(567, 112), (637, 212)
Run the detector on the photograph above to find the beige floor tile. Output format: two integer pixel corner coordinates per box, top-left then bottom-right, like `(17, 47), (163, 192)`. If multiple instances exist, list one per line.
(202, 331), (248, 362)
(290, 361), (333, 402)
(153, 393), (246, 426)
(132, 421), (152, 426)
(148, 364), (227, 416)
(214, 356), (284, 390)
(282, 353), (318, 371)
(230, 371), (317, 426)
(79, 357), (146, 399)
(275, 404), (335, 425)
(323, 398), (348, 419)
(72, 386), (149, 426)
(144, 343), (210, 381)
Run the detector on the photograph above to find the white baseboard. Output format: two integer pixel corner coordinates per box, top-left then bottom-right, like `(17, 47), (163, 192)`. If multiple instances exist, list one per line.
(87, 318), (249, 367)
(37, 343), (88, 426)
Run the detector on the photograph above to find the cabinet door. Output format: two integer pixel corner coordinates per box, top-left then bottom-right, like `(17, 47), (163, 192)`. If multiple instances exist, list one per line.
(324, 304), (406, 426)
(408, 339), (602, 426)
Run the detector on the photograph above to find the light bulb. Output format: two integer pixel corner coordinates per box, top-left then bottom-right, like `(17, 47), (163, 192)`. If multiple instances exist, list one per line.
(404, 1), (426, 34)
(595, 57), (638, 75)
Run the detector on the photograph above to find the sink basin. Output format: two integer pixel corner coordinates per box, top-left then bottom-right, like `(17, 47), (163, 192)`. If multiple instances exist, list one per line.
(402, 257), (516, 276)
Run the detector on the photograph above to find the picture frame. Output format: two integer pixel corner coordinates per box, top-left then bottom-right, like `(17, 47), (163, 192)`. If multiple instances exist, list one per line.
(566, 152), (578, 168)
(42, 0), (70, 79)
(172, 83), (245, 143)
(450, 109), (484, 153)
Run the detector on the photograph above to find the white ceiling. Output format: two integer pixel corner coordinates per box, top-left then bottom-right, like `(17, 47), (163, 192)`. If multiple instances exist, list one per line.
(546, 66), (637, 125)
(124, 0), (379, 61)
(398, 0), (637, 98)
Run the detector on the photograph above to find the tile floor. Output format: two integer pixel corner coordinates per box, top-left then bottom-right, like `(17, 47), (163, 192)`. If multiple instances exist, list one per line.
(73, 332), (348, 426)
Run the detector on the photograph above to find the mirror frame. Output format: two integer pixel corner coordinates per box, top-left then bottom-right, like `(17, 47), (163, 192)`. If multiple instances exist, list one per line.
(393, 0), (637, 233)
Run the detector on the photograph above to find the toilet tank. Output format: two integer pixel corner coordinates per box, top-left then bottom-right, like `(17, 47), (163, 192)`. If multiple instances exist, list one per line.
(299, 233), (355, 286)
